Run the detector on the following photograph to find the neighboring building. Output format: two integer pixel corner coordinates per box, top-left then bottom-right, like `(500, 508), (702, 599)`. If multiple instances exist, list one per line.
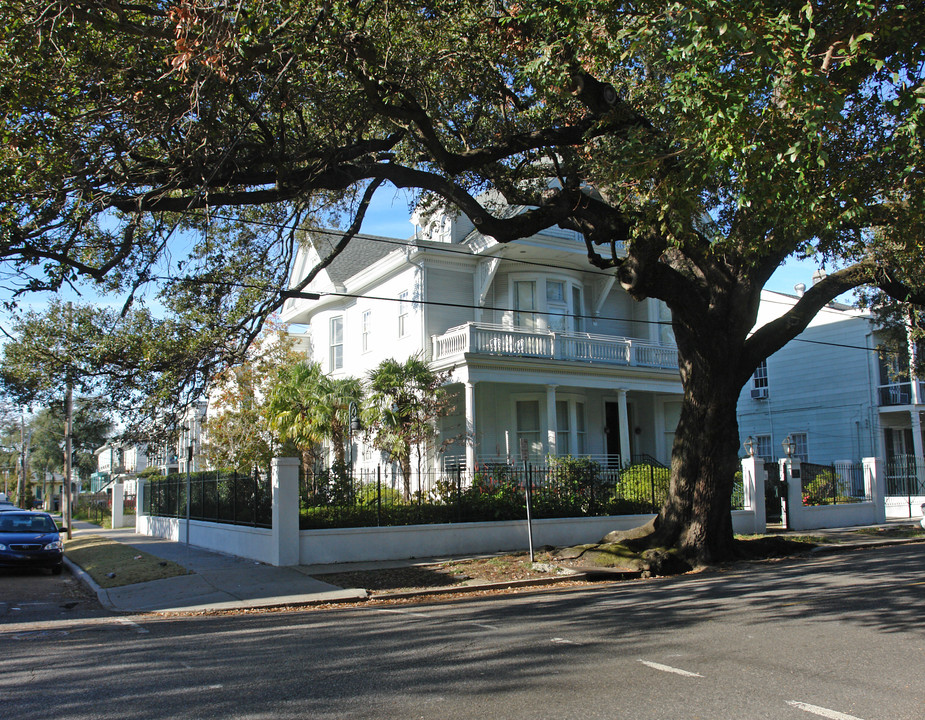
(737, 286), (925, 476)
(280, 208), (684, 476)
(178, 402), (208, 474)
(92, 442), (165, 495)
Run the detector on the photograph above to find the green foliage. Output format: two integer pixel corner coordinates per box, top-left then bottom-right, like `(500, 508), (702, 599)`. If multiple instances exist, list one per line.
(802, 467), (859, 506)
(615, 463), (671, 507)
(204, 322), (303, 473)
(365, 356), (453, 498)
(267, 359), (364, 469)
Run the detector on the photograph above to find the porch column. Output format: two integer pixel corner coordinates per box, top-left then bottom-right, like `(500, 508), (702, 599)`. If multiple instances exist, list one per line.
(465, 382), (476, 473)
(911, 409), (924, 461)
(546, 385), (558, 457)
(618, 390), (631, 465)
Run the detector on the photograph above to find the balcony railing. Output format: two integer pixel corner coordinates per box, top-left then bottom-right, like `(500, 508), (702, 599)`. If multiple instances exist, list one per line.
(878, 380), (925, 407)
(431, 322), (679, 370)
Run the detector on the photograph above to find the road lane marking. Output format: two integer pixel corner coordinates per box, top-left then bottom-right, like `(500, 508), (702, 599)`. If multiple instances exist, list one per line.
(116, 617), (149, 634)
(550, 637), (577, 645)
(787, 701), (866, 719)
(638, 660), (703, 678)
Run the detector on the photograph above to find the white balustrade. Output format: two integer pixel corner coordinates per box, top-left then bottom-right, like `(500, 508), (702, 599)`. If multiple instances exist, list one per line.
(431, 322), (678, 370)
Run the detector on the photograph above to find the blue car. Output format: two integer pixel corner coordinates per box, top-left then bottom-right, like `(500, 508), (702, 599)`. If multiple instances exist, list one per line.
(0, 511), (65, 574)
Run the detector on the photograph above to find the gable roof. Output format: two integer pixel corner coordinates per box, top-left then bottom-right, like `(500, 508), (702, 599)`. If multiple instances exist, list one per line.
(307, 230), (408, 285)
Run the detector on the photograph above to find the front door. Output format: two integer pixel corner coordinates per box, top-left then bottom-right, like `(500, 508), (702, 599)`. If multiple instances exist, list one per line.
(605, 402), (622, 465)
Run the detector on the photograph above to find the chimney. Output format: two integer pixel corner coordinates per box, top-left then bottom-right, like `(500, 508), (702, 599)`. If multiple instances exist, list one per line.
(812, 269), (827, 285)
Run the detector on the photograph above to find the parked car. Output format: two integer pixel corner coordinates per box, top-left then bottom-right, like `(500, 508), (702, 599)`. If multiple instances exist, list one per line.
(921, 503), (925, 531)
(0, 511), (65, 574)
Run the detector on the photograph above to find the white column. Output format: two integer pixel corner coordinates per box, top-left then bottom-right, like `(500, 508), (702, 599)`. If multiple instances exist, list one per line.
(911, 409), (924, 461)
(465, 382), (476, 473)
(111, 481), (124, 530)
(740, 455), (766, 533)
(863, 456), (887, 523)
(546, 385), (558, 457)
(618, 390), (631, 465)
(271, 457), (300, 566)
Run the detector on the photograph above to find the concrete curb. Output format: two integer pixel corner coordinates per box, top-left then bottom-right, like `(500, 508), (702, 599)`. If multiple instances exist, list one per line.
(63, 556), (117, 613)
(372, 572), (593, 600)
(807, 535), (925, 555)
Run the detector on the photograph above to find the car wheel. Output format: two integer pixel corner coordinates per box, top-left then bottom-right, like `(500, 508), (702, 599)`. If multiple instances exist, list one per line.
(51, 564), (63, 576)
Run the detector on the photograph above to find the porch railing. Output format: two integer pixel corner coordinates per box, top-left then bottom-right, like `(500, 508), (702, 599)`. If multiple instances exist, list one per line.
(432, 322), (679, 370)
(878, 380), (925, 406)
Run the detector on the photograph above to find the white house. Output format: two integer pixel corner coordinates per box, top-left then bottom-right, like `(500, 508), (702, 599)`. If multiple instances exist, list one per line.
(280, 209), (684, 476)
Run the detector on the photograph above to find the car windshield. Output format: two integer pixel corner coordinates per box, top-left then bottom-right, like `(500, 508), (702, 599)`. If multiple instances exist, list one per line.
(0, 514), (58, 533)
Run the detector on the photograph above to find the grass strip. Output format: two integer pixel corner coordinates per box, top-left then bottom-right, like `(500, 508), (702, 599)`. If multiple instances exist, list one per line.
(65, 535), (190, 588)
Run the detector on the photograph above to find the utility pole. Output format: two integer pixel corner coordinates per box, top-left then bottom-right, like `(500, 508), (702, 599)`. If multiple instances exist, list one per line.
(18, 412), (26, 508)
(63, 383), (74, 538)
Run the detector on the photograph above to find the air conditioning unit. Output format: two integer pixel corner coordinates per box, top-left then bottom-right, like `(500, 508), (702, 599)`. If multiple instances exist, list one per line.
(751, 387), (769, 400)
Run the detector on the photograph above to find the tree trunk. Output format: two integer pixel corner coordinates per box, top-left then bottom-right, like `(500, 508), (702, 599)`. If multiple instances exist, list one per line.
(642, 321), (751, 565)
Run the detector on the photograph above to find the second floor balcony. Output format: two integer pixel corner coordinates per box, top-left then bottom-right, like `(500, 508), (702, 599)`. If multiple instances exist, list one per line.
(878, 380), (925, 407)
(431, 322), (679, 371)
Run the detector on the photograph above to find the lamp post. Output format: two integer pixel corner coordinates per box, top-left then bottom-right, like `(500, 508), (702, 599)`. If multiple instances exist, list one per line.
(743, 436), (755, 458)
(348, 401), (362, 481)
(782, 434), (795, 458)
(181, 424), (193, 546)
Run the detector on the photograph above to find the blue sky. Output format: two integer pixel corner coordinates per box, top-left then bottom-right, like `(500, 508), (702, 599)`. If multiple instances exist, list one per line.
(0, 186), (838, 337)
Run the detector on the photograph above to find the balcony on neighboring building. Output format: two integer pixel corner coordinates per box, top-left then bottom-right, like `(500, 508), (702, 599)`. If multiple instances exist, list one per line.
(431, 322), (679, 370)
(878, 380), (925, 407)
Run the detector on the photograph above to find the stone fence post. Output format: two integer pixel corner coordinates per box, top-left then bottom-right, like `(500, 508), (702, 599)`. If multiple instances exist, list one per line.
(111, 481), (124, 530)
(863, 457), (887, 524)
(271, 457), (300, 566)
(740, 455), (766, 533)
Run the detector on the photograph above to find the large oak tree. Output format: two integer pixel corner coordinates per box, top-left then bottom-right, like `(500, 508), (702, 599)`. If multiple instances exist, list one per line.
(2, 0), (924, 562)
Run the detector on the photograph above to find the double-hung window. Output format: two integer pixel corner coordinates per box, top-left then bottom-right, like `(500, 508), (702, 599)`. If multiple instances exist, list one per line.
(398, 291), (409, 337)
(329, 316), (344, 371)
(362, 310), (371, 353)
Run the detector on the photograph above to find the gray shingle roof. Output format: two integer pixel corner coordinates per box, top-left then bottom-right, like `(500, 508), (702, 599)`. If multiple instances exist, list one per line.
(307, 229), (409, 285)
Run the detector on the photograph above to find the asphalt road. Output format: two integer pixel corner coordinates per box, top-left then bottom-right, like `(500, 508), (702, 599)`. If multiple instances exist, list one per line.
(2, 543), (924, 720)
(0, 565), (108, 624)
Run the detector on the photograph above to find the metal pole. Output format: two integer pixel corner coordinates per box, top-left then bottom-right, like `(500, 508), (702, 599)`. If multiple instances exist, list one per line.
(64, 384), (73, 538)
(524, 461), (535, 563)
(185, 440), (192, 545)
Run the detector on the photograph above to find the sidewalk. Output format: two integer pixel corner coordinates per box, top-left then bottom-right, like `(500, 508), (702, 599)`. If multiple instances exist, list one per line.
(65, 519), (925, 615)
(66, 521), (367, 614)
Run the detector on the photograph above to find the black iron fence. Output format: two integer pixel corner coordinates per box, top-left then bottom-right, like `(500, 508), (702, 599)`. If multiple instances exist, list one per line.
(800, 461), (868, 505)
(884, 456), (925, 497)
(77, 491), (111, 526)
(144, 469), (272, 528)
(299, 460), (748, 530)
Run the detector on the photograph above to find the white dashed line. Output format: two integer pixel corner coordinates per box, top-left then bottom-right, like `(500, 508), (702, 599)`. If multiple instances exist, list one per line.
(550, 637), (577, 645)
(638, 660), (703, 678)
(786, 701), (867, 719)
(115, 617), (149, 634)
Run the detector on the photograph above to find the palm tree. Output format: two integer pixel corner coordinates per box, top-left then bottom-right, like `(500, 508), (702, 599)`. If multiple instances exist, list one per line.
(366, 356), (449, 500)
(266, 360), (364, 480)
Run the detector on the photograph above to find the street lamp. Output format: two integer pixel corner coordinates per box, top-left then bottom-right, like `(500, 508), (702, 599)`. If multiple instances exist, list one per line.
(348, 402), (362, 480)
(743, 436), (755, 458)
(781, 434), (795, 458)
